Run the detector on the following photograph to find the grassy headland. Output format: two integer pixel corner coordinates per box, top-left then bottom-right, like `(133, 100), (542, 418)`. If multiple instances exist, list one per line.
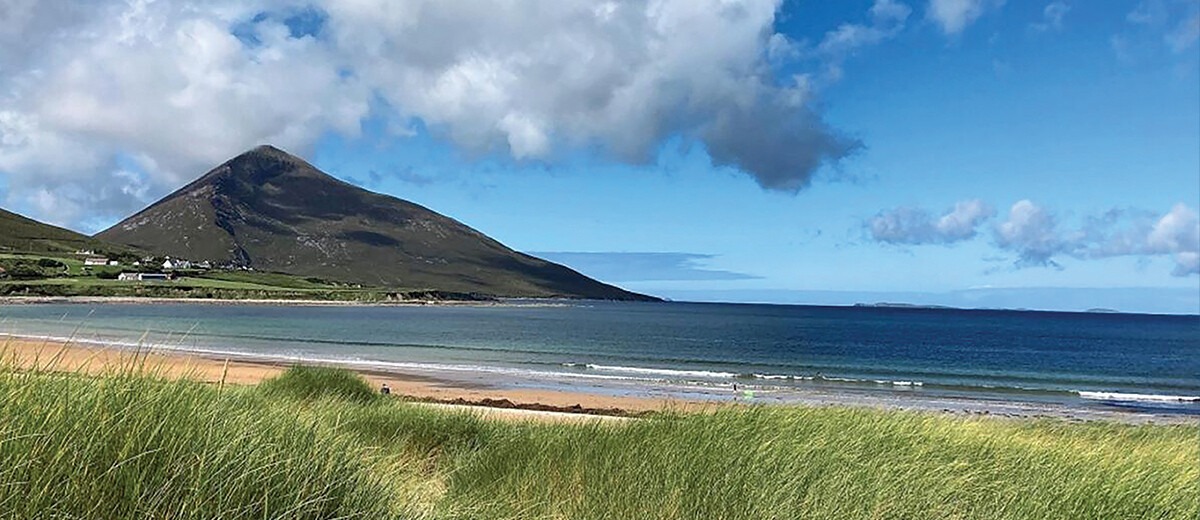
(1, 363), (1195, 519)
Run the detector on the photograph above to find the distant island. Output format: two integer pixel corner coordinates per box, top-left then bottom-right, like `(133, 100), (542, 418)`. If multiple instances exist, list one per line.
(853, 302), (955, 310)
(854, 302), (1129, 315)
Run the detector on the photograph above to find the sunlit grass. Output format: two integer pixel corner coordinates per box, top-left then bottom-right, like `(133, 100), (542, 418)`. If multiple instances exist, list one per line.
(0, 362), (1195, 519)
(0, 367), (392, 518)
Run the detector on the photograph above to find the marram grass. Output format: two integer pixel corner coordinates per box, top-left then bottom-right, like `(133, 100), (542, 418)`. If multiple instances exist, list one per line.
(0, 368), (392, 519)
(257, 364), (382, 404)
(0, 363), (1195, 519)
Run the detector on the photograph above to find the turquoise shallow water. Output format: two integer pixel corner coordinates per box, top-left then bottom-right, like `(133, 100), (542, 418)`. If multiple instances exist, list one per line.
(2, 301), (1197, 413)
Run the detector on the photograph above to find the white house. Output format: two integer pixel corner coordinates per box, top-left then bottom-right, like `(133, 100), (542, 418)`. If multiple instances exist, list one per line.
(83, 257), (109, 266)
(162, 258), (192, 270)
(118, 272), (170, 281)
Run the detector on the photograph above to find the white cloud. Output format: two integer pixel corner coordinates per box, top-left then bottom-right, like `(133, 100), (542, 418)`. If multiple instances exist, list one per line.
(993, 200), (1067, 266)
(1175, 252), (1200, 276)
(0, 0), (368, 226)
(812, 0), (911, 83)
(1127, 1), (1167, 26)
(868, 199), (1200, 277)
(926, 0), (1004, 35)
(867, 198), (995, 245)
(993, 200), (1200, 276)
(1030, 1), (1070, 32)
(1146, 204), (1200, 275)
(0, 0), (863, 229)
(1122, 0), (1200, 55)
(936, 199), (996, 239)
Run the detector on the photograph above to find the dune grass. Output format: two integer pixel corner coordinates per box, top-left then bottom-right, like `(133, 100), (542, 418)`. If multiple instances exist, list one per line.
(445, 408), (1197, 519)
(0, 368), (391, 519)
(0, 363), (1195, 519)
(257, 364), (382, 404)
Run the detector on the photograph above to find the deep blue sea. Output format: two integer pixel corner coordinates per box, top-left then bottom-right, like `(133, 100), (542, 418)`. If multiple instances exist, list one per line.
(2, 301), (1197, 413)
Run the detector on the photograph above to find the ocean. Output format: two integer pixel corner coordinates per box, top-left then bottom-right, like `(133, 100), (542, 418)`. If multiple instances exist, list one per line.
(2, 301), (1197, 414)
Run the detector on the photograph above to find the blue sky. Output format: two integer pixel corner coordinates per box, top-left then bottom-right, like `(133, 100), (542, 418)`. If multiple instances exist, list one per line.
(1, 0), (1197, 312)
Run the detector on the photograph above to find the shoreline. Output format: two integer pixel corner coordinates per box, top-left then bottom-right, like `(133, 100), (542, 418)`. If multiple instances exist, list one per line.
(2, 335), (1194, 424)
(0, 337), (705, 415)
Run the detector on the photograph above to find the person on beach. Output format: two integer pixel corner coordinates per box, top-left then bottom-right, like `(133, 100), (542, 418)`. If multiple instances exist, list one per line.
(380, 383), (390, 395)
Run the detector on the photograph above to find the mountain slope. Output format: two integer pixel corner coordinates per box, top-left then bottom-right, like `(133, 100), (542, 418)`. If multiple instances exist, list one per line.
(96, 145), (655, 300)
(0, 208), (107, 254)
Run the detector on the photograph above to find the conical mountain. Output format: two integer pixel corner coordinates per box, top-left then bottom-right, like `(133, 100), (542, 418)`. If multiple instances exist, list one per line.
(95, 145), (654, 300)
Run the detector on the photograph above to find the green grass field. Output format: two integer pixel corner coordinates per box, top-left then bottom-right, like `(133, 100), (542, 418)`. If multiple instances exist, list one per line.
(0, 252), (487, 301)
(0, 364), (1195, 519)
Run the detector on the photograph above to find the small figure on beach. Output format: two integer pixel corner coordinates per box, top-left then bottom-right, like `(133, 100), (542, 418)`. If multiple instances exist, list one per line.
(380, 383), (390, 395)
(732, 383), (739, 400)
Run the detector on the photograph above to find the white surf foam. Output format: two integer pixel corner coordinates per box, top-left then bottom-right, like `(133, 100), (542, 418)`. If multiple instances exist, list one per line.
(577, 363), (739, 379)
(1077, 391), (1200, 403)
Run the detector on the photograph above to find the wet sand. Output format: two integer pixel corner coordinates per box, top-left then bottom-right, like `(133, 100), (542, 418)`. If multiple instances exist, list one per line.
(2, 336), (1193, 424)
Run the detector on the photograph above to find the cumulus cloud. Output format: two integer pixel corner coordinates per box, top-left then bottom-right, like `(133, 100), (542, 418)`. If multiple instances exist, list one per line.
(0, 0), (368, 226)
(927, 0), (1004, 35)
(0, 0), (867, 229)
(1146, 204), (1200, 275)
(867, 199), (995, 245)
(867, 198), (1200, 276)
(993, 200), (1200, 276)
(993, 200), (1068, 266)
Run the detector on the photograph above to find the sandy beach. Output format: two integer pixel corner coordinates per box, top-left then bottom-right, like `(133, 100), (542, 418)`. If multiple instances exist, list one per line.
(0, 337), (700, 418)
(2, 335), (1193, 424)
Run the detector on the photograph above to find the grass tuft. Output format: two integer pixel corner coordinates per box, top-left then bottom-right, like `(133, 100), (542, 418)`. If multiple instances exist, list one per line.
(257, 365), (380, 404)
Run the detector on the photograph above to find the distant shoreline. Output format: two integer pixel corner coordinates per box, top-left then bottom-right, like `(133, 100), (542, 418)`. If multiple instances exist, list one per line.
(0, 295), (554, 307)
(7, 295), (1199, 317)
(2, 333), (1193, 425)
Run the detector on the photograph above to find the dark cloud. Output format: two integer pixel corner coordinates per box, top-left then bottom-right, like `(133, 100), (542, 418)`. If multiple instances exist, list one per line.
(701, 95), (863, 191)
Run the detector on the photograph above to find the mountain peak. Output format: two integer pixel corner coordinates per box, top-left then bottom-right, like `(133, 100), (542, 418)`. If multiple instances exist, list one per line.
(226, 144), (308, 168)
(242, 144), (293, 159)
(203, 144), (328, 187)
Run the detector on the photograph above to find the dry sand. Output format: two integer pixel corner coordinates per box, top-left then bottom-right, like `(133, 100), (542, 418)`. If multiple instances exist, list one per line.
(0, 337), (700, 422)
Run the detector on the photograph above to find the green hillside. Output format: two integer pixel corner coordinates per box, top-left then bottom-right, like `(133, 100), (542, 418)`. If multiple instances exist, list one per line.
(0, 208), (106, 254)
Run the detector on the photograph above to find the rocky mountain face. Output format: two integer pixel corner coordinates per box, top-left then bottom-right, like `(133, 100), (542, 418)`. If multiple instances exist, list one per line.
(95, 145), (655, 300)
